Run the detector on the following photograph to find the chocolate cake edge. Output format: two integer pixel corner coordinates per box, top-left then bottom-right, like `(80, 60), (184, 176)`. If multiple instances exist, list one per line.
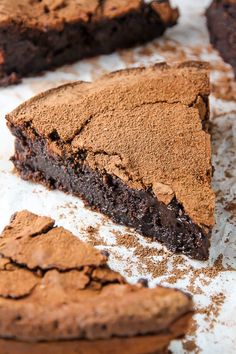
(8, 122), (211, 260)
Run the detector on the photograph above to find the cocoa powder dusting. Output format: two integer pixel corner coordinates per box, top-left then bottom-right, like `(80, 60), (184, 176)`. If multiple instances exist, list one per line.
(82, 225), (103, 247)
(112, 231), (235, 282)
(114, 231), (169, 278)
(211, 77), (236, 102)
(182, 339), (199, 353)
(198, 293), (226, 330)
(181, 318), (201, 353)
(110, 229), (234, 351)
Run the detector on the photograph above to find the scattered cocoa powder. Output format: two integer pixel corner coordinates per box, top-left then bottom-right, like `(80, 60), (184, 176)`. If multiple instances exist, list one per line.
(118, 48), (136, 66)
(113, 231), (170, 278)
(211, 77), (236, 102)
(114, 232), (139, 249)
(112, 228), (235, 283)
(82, 225), (102, 247)
(224, 202), (236, 214)
(182, 339), (199, 353)
(181, 317), (200, 353)
(137, 46), (154, 57)
(151, 39), (188, 62)
(114, 232), (167, 257)
(187, 318), (198, 337)
(198, 292), (226, 330)
(142, 257), (169, 279)
(190, 254), (234, 287)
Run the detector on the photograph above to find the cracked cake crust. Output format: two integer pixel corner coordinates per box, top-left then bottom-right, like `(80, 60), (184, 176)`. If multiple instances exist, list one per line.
(7, 62), (215, 259)
(0, 0), (178, 85)
(0, 210), (193, 345)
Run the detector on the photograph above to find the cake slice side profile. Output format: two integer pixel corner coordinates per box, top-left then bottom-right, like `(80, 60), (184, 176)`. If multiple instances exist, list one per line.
(0, 0), (178, 86)
(6, 62), (215, 260)
(0, 210), (193, 353)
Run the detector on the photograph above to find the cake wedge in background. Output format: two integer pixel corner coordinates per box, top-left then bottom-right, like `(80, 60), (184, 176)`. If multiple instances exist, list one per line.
(206, 0), (236, 77)
(0, 0), (178, 86)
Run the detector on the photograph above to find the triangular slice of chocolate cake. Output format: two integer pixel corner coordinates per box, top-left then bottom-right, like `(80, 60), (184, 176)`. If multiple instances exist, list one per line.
(0, 210), (192, 352)
(7, 62), (215, 260)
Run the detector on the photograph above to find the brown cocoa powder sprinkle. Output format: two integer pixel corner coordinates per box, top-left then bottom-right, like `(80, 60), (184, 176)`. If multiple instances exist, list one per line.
(187, 318), (198, 336)
(114, 232), (167, 256)
(113, 230), (235, 281)
(114, 232), (140, 249)
(211, 77), (236, 102)
(182, 339), (200, 353)
(181, 318), (200, 354)
(181, 293), (226, 351)
(210, 109), (236, 122)
(151, 39), (188, 62)
(198, 293), (226, 330)
(118, 48), (136, 66)
(82, 225), (103, 247)
(224, 202), (236, 214)
(187, 254), (235, 287)
(113, 231), (169, 278)
(140, 257), (169, 279)
(137, 46), (154, 57)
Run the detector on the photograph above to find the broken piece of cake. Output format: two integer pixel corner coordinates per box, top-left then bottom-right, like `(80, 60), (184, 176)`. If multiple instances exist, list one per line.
(0, 210), (192, 353)
(0, 0), (178, 85)
(6, 62), (215, 260)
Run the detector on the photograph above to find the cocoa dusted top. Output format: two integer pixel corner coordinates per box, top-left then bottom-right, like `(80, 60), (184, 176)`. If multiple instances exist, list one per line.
(0, 210), (192, 342)
(0, 0), (178, 29)
(7, 62), (215, 229)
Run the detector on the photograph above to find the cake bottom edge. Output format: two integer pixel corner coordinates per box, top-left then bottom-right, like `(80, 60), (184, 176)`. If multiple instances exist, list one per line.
(0, 313), (192, 354)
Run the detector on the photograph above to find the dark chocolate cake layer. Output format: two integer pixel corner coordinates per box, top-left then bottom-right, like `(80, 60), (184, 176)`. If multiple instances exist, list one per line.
(206, 0), (236, 77)
(7, 63), (215, 260)
(0, 0), (178, 86)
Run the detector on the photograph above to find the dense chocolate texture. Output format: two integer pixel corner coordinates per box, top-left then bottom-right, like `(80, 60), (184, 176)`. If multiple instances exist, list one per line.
(206, 0), (236, 77)
(0, 210), (192, 347)
(0, 0), (178, 85)
(7, 63), (215, 260)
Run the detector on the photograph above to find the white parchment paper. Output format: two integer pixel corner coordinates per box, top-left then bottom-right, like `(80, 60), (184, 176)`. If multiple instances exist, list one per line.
(0, 1), (235, 352)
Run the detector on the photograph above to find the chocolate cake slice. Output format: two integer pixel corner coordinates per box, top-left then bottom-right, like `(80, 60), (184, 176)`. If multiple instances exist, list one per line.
(206, 0), (236, 77)
(0, 0), (178, 86)
(7, 62), (215, 260)
(0, 210), (192, 352)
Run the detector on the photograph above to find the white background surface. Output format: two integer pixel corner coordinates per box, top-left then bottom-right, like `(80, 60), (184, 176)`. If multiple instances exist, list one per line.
(0, 1), (235, 353)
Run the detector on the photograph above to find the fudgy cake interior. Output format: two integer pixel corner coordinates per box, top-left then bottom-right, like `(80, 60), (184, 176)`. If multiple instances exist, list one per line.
(0, 0), (178, 85)
(7, 62), (215, 260)
(206, 0), (236, 77)
(0, 210), (192, 346)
